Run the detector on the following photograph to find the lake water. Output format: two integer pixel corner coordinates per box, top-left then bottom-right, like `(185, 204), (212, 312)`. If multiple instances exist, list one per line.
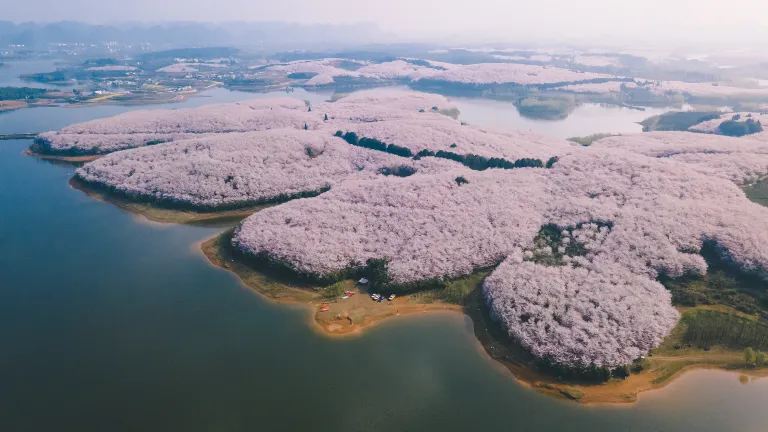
(0, 59), (81, 89)
(2, 66), (768, 431)
(453, 98), (672, 139)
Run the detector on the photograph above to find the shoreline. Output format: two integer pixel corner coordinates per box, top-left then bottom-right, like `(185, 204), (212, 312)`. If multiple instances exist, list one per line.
(68, 183), (768, 405)
(199, 230), (767, 405)
(200, 232), (464, 337)
(25, 148), (100, 164)
(68, 176), (269, 225)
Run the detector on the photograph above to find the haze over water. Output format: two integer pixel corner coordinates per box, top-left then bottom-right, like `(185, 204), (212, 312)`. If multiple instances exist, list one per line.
(2, 69), (768, 430)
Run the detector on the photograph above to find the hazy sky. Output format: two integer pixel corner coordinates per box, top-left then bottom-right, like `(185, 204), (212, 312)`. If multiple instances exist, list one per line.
(6, 0), (768, 44)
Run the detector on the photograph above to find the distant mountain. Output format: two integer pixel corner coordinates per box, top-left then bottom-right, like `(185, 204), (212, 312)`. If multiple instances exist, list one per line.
(0, 21), (389, 49)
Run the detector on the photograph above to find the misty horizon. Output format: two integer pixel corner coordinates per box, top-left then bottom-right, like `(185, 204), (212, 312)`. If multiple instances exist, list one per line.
(3, 0), (768, 48)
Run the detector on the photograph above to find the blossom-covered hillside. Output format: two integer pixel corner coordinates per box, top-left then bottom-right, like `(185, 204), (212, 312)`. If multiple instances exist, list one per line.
(232, 147), (768, 366)
(234, 148), (768, 283)
(592, 131), (768, 184)
(551, 81), (636, 94)
(38, 89), (570, 161)
(341, 118), (570, 160)
(644, 81), (768, 99)
(689, 112), (768, 134)
(37, 98), (316, 155)
(355, 60), (442, 80)
(413, 63), (617, 85)
(484, 260), (679, 367)
(70, 89), (571, 209)
(56, 88), (768, 368)
(76, 129), (460, 209)
(233, 168), (549, 281)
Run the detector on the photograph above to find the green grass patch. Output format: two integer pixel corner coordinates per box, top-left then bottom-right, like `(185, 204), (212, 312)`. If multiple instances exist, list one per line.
(681, 309), (768, 350)
(561, 388), (585, 400)
(639, 110), (720, 132)
(515, 96), (576, 120)
(651, 361), (695, 385)
(744, 178), (768, 207)
(660, 242), (768, 317)
(441, 271), (491, 304)
(567, 133), (618, 146)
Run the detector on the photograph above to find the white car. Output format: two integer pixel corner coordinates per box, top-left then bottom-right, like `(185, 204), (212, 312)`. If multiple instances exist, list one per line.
(388, 294), (396, 301)
(371, 294), (381, 301)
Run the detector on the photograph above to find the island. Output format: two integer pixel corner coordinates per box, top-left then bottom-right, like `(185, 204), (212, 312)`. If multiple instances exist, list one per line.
(35, 89), (768, 404)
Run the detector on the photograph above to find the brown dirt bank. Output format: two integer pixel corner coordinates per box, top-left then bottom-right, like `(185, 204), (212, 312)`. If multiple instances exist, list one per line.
(25, 149), (100, 164)
(201, 232), (462, 336)
(201, 230), (766, 404)
(0, 100), (28, 111)
(68, 176), (267, 225)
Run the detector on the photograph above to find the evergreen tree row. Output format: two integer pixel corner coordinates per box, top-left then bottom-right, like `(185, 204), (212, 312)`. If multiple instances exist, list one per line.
(335, 131), (559, 172)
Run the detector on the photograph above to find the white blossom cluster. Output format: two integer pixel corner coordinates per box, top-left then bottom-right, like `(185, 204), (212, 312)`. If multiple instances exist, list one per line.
(39, 90), (461, 155)
(413, 63), (615, 85)
(305, 75), (335, 86)
(232, 146), (768, 366)
(483, 260), (679, 367)
(341, 118), (571, 160)
(593, 131), (768, 184)
(262, 58), (622, 87)
(156, 64), (199, 73)
(75, 129), (459, 208)
(355, 60), (442, 80)
(645, 81), (768, 98)
(68, 88), (570, 210)
(235, 147), (768, 283)
(37, 98), (317, 154)
(86, 65), (138, 71)
(550, 81), (635, 94)
(323, 89), (458, 122)
(689, 112), (768, 134)
(58, 88), (768, 367)
(265, 59), (363, 82)
(233, 168), (549, 279)
(572, 55), (622, 68)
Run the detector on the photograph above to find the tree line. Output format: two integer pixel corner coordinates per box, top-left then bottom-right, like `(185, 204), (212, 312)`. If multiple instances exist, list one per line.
(683, 310), (768, 350)
(335, 131), (558, 171)
(0, 86), (47, 101)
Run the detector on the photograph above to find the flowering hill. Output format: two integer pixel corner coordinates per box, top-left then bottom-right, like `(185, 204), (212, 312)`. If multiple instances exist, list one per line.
(76, 129), (459, 210)
(36, 98), (316, 155)
(232, 146), (768, 366)
(57, 89), (768, 368)
(592, 131), (768, 184)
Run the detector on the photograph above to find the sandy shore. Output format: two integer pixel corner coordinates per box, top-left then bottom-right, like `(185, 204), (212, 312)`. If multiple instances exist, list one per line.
(68, 176), (268, 225)
(25, 149), (100, 164)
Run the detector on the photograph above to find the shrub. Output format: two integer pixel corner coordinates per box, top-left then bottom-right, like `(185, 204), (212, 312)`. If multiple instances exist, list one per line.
(379, 165), (417, 177)
(719, 119), (763, 137)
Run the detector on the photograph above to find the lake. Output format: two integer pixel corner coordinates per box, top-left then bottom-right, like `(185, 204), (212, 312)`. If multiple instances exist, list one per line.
(453, 98), (672, 139)
(2, 67), (767, 431)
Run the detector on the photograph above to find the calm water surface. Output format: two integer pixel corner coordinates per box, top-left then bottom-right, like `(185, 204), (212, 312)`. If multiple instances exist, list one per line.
(2, 66), (767, 431)
(453, 98), (672, 139)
